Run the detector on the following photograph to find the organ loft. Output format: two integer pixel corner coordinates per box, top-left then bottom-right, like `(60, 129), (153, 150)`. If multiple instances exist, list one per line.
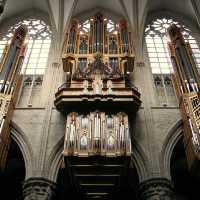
(54, 13), (141, 199)
(1, 1), (200, 200)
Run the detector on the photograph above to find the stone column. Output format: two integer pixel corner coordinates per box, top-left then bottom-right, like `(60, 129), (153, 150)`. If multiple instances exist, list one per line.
(139, 178), (174, 200)
(23, 177), (56, 200)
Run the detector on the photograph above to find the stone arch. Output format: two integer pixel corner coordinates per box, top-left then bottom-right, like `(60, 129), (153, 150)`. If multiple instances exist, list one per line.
(10, 121), (34, 179)
(46, 136), (64, 182)
(160, 119), (183, 180)
(131, 139), (149, 182)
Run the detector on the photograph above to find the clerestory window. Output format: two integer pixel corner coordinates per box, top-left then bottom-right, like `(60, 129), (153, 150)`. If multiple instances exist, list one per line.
(145, 18), (200, 106)
(0, 18), (52, 75)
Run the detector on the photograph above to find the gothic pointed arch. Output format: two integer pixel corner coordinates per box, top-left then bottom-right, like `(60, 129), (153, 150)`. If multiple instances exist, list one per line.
(0, 121), (33, 199)
(145, 16), (200, 106)
(0, 17), (52, 75)
(10, 121), (34, 178)
(160, 119), (183, 179)
(46, 136), (149, 183)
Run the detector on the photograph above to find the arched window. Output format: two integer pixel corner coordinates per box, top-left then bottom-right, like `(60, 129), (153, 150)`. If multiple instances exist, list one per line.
(0, 18), (52, 75)
(145, 18), (200, 106)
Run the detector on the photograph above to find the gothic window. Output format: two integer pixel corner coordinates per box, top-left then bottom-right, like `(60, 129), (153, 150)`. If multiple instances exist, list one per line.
(0, 18), (52, 75)
(145, 18), (200, 105)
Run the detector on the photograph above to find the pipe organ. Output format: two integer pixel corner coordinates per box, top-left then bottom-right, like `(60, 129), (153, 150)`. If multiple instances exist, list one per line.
(167, 24), (200, 175)
(54, 13), (141, 198)
(55, 13), (141, 157)
(64, 112), (131, 157)
(0, 25), (27, 169)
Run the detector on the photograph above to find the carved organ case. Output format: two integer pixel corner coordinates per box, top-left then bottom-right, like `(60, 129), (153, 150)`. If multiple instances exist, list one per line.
(0, 25), (27, 169)
(55, 13), (141, 157)
(168, 24), (200, 174)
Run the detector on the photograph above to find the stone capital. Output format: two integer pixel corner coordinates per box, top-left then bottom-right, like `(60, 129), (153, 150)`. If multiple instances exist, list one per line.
(139, 178), (174, 200)
(23, 177), (56, 200)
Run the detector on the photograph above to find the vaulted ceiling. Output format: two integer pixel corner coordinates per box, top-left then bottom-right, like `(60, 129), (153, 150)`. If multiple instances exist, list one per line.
(0, 0), (199, 34)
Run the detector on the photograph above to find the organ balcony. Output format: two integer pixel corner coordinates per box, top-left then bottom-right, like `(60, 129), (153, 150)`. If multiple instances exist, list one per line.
(55, 53), (141, 113)
(54, 13), (141, 198)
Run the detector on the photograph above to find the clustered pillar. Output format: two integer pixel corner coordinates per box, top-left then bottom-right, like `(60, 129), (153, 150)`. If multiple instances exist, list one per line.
(23, 177), (56, 200)
(139, 178), (174, 200)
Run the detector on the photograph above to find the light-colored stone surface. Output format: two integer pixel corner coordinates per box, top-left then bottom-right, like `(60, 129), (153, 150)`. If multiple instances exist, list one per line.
(0, 0), (199, 191)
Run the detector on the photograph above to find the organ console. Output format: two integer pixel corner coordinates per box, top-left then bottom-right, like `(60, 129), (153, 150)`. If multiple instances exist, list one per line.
(0, 25), (27, 169)
(168, 24), (200, 176)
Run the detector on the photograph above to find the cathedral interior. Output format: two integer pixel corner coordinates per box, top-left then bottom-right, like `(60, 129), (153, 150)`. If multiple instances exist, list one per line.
(0, 0), (200, 199)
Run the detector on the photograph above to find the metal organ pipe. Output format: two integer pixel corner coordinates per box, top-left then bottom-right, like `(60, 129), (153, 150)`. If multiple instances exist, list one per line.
(0, 42), (18, 93)
(176, 46), (196, 90)
(64, 112), (131, 156)
(0, 27), (27, 95)
(168, 24), (199, 92)
(120, 21), (129, 54)
(167, 24), (200, 173)
(6, 45), (26, 95)
(93, 13), (103, 53)
(67, 21), (78, 54)
(0, 25), (27, 169)
(62, 14), (136, 157)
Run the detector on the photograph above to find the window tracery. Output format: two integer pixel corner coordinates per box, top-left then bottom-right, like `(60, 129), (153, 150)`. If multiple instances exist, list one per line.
(145, 18), (200, 74)
(145, 18), (200, 106)
(0, 18), (52, 75)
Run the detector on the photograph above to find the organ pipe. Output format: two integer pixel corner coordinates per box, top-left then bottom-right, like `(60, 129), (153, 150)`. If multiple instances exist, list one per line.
(61, 13), (138, 158)
(64, 13), (134, 56)
(168, 24), (200, 173)
(119, 20), (129, 54)
(168, 24), (200, 93)
(63, 112), (131, 156)
(0, 25), (27, 169)
(67, 20), (78, 54)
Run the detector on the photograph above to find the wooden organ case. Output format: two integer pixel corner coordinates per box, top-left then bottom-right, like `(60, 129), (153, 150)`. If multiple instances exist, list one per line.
(0, 26), (27, 169)
(55, 13), (141, 199)
(168, 24), (200, 176)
